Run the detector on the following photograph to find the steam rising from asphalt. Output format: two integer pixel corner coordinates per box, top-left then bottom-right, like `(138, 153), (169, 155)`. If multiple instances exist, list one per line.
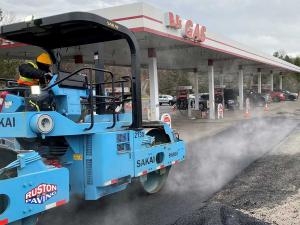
(39, 117), (298, 225)
(166, 117), (297, 194)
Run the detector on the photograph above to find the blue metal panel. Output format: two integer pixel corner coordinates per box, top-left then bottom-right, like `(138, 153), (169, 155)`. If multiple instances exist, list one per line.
(79, 127), (185, 200)
(0, 112), (33, 138)
(133, 139), (185, 176)
(85, 113), (132, 124)
(0, 168), (69, 224)
(48, 74), (89, 121)
(0, 112), (132, 138)
(60, 136), (86, 196)
(0, 152), (69, 224)
(130, 127), (185, 176)
(84, 131), (134, 200)
(53, 88), (87, 121)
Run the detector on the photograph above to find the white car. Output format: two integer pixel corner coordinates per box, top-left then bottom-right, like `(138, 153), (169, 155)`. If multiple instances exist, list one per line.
(159, 95), (175, 105)
(189, 94), (195, 99)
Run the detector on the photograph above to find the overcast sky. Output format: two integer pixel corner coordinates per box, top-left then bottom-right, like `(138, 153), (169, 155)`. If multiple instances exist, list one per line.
(1, 0), (299, 57)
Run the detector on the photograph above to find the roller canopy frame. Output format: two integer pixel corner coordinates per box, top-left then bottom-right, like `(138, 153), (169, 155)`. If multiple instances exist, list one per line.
(0, 12), (142, 128)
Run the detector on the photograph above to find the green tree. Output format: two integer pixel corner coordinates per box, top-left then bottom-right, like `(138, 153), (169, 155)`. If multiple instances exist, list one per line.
(0, 9), (21, 80)
(273, 50), (286, 59)
(158, 70), (191, 95)
(273, 51), (300, 92)
(0, 57), (22, 79)
(284, 55), (292, 63)
(294, 56), (300, 66)
(273, 51), (279, 58)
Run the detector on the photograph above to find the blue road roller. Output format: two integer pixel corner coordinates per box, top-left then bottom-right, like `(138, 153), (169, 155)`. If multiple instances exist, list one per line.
(0, 12), (186, 225)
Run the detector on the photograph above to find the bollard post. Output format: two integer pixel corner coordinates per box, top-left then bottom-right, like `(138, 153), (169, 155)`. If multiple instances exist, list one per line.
(217, 103), (224, 119)
(244, 97), (251, 118)
(264, 102), (269, 112)
(188, 98), (192, 118)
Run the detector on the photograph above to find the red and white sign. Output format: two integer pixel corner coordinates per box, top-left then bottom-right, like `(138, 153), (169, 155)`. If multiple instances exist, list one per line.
(165, 12), (182, 29)
(164, 12), (206, 42)
(161, 113), (172, 128)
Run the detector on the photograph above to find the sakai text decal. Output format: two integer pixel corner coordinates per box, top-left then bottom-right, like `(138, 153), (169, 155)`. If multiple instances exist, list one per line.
(106, 21), (119, 30)
(137, 156), (155, 167)
(0, 117), (15, 127)
(25, 184), (57, 204)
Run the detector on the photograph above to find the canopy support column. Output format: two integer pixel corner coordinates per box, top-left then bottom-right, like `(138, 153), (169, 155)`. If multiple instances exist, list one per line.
(220, 70), (225, 107)
(194, 68), (199, 110)
(208, 60), (215, 119)
(270, 70), (274, 91)
(239, 65), (244, 110)
(257, 68), (262, 94)
(148, 48), (159, 121)
(279, 73), (283, 90)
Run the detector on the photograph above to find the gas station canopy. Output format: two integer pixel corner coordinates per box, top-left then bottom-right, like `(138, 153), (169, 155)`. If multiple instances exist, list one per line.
(1, 2), (299, 73)
(1, 2), (300, 121)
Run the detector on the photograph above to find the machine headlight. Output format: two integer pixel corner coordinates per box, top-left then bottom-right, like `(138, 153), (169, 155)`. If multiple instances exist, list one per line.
(30, 114), (54, 134)
(30, 85), (41, 95)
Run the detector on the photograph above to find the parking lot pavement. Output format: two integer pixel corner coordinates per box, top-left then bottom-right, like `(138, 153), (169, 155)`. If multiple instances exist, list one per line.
(160, 100), (300, 142)
(172, 118), (234, 143)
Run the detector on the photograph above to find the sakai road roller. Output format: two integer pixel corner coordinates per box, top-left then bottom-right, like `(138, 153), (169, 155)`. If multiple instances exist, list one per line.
(0, 12), (186, 225)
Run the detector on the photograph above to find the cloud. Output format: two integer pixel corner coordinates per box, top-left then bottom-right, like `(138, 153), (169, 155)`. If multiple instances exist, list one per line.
(1, 0), (300, 56)
(231, 34), (281, 54)
(288, 52), (300, 58)
(149, 0), (300, 55)
(1, 0), (136, 17)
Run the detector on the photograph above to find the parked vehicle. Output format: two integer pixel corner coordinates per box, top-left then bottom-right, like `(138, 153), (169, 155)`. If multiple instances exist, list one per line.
(215, 93), (223, 104)
(244, 90), (266, 107)
(172, 96), (177, 105)
(193, 93), (224, 111)
(198, 94), (209, 110)
(176, 90), (189, 110)
(282, 90), (297, 101)
(224, 89), (238, 110)
(159, 94), (175, 105)
(270, 90), (285, 102)
(288, 91), (298, 99)
(189, 94), (195, 99)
